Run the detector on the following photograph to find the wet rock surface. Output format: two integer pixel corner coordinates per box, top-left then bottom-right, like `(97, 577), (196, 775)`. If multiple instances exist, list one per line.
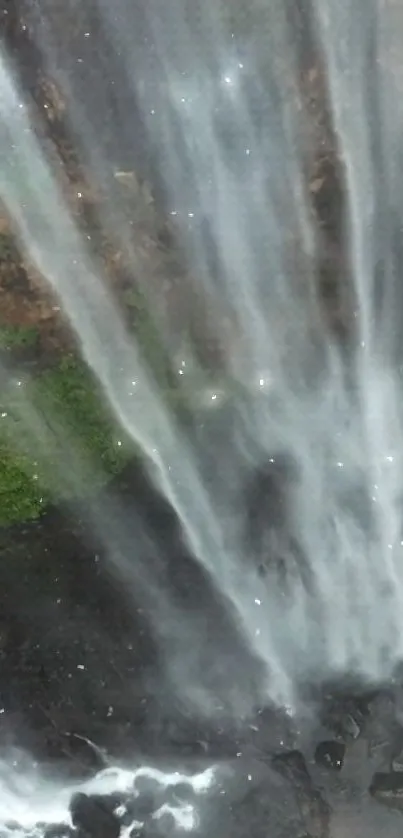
(319, 685), (371, 742)
(1, 463), (403, 836)
(271, 751), (330, 838)
(70, 793), (121, 838)
(369, 771), (403, 810)
(0, 459), (402, 837)
(0, 460), (264, 764)
(314, 741), (345, 772)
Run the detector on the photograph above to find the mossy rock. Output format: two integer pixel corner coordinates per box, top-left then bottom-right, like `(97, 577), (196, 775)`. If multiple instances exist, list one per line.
(0, 323), (39, 351)
(0, 356), (135, 526)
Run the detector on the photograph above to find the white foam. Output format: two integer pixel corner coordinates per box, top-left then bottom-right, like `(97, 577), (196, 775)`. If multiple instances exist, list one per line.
(0, 759), (218, 837)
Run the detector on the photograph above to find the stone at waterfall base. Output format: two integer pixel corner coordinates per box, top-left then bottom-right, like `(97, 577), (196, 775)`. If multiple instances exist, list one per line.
(70, 793), (120, 838)
(369, 772), (403, 810)
(314, 741), (345, 771)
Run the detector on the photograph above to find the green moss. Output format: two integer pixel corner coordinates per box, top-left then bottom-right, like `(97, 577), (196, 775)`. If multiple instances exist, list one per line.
(0, 324), (39, 351)
(0, 232), (16, 261)
(123, 286), (179, 396)
(0, 356), (135, 526)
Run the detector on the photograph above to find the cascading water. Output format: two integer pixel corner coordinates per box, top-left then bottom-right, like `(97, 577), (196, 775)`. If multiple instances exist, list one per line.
(2, 0), (403, 835)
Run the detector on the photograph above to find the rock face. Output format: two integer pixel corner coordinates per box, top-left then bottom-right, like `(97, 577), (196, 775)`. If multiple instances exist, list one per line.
(271, 750), (330, 838)
(369, 772), (403, 811)
(392, 749), (403, 772)
(319, 686), (370, 742)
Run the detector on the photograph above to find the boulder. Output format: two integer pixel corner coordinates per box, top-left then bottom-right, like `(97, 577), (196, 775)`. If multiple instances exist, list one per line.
(314, 741), (345, 771)
(69, 792), (121, 838)
(369, 771), (403, 811)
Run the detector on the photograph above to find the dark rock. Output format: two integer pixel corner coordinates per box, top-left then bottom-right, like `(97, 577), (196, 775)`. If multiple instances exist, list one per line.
(319, 684), (374, 741)
(227, 783), (288, 838)
(314, 741), (345, 771)
(272, 751), (330, 838)
(369, 771), (403, 810)
(250, 705), (298, 754)
(325, 705), (364, 741)
(44, 826), (75, 838)
(131, 793), (158, 821)
(133, 775), (163, 797)
(391, 749), (403, 772)
(364, 691), (401, 763)
(165, 781), (195, 805)
(339, 714), (361, 740)
(272, 750), (312, 787)
(70, 792), (121, 838)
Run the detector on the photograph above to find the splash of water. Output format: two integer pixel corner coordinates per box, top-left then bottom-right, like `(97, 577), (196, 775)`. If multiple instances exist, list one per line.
(1, 0), (403, 728)
(0, 752), (217, 837)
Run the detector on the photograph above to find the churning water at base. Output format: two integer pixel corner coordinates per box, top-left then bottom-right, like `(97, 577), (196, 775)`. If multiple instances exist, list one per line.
(2, 0), (403, 832)
(0, 759), (217, 837)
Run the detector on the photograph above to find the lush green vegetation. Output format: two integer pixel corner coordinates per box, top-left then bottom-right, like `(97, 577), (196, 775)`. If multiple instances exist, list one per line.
(0, 355), (134, 526)
(0, 292), (179, 527)
(0, 323), (39, 351)
(0, 297), (232, 526)
(0, 232), (17, 260)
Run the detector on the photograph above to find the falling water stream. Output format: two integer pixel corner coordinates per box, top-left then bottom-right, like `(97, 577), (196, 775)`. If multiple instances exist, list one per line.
(2, 0), (403, 835)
